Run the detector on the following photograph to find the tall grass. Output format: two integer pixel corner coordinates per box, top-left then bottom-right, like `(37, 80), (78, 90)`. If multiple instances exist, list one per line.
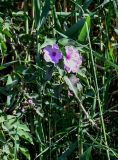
(0, 0), (118, 160)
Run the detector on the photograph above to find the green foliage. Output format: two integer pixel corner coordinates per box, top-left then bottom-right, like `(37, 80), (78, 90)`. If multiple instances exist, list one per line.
(0, 115), (32, 159)
(80, 147), (93, 160)
(0, 17), (11, 55)
(78, 16), (91, 42)
(34, 0), (50, 30)
(0, 0), (118, 159)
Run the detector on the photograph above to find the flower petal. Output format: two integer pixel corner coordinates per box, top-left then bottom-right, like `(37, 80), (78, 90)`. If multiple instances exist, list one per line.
(64, 46), (82, 73)
(43, 44), (62, 64)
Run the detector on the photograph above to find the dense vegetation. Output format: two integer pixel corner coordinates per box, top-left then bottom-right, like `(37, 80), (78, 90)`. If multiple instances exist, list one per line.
(0, 0), (118, 159)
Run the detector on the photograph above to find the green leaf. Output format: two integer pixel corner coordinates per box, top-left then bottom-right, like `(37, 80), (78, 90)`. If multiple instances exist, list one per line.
(77, 68), (89, 85)
(33, 0), (41, 29)
(0, 39), (7, 53)
(4, 118), (16, 130)
(64, 18), (85, 37)
(0, 115), (15, 123)
(34, 0), (50, 30)
(3, 22), (10, 31)
(17, 123), (30, 132)
(3, 144), (10, 154)
(58, 38), (78, 46)
(6, 75), (12, 85)
(19, 147), (31, 160)
(17, 130), (33, 144)
(39, 0), (50, 29)
(0, 66), (6, 70)
(3, 29), (12, 38)
(80, 146), (93, 160)
(0, 17), (3, 23)
(0, 131), (6, 144)
(58, 38), (69, 46)
(0, 116), (5, 123)
(40, 38), (56, 49)
(58, 141), (78, 160)
(78, 16), (91, 42)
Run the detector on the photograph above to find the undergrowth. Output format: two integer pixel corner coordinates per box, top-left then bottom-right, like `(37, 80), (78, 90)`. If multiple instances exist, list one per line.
(0, 0), (118, 160)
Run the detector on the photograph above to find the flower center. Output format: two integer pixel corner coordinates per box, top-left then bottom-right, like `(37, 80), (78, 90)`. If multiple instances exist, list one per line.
(52, 51), (57, 56)
(66, 53), (71, 60)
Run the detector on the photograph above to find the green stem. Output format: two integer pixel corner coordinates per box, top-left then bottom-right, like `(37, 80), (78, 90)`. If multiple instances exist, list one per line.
(24, 0), (29, 34)
(86, 22), (110, 160)
(78, 110), (83, 156)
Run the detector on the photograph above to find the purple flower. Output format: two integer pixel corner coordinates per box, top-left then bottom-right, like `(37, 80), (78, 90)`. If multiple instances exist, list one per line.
(43, 44), (62, 64)
(64, 46), (82, 73)
(28, 99), (33, 105)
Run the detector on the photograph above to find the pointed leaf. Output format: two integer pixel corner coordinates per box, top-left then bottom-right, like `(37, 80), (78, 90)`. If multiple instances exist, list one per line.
(20, 147), (31, 160)
(78, 16), (91, 42)
(64, 19), (85, 37)
(39, 0), (50, 29)
(80, 146), (93, 160)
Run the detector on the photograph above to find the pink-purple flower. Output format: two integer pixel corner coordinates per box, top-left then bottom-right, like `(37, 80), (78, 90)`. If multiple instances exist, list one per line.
(43, 44), (62, 64)
(64, 46), (82, 73)
(28, 99), (33, 105)
(43, 44), (82, 73)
